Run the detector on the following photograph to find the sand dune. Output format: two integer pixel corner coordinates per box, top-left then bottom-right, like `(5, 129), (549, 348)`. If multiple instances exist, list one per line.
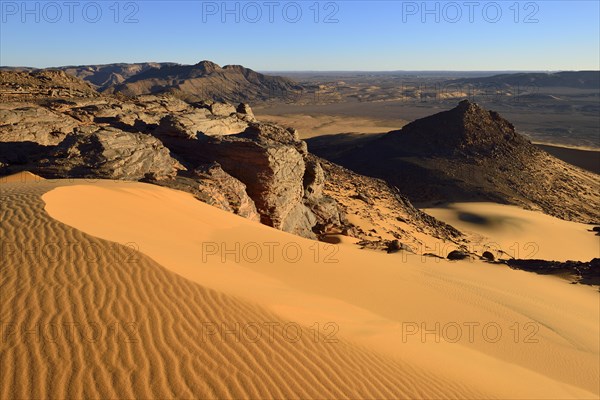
(1, 179), (598, 399)
(0, 171), (44, 184)
(1, 180), (478, 399)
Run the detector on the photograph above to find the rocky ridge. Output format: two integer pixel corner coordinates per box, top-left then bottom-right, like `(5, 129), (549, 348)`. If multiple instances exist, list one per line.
(103, 61), (302, 104)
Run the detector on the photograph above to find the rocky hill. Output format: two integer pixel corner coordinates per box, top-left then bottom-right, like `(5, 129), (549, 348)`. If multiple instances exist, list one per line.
(103, 60), (302, 103)
(2, 61), (304, 104)
(0, 70), (463, 246)
(315, 100), (600, 223)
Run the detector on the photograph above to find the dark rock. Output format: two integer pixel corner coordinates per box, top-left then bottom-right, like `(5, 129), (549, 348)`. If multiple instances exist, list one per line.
(192, 163), (260, 221)
(387, 240), (410, 254)
(198, 123), (344, 238)
(0, 106), (79, 145)
(236, 103), (254, 117)
(155, 114), (200, 139)
(447, 250), (470, 260)
(206, 133), (311, 236)
(505, 258), (600, 286)
(303, 159), (325, 200)
(315, 100), (600, 224)
(353, 192), (374, 205)
(155, 109), (247, 138)
(482, 251), (495, 261)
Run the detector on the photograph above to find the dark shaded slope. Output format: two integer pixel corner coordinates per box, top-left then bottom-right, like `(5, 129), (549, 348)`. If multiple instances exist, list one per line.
(310, 100), (600, 223)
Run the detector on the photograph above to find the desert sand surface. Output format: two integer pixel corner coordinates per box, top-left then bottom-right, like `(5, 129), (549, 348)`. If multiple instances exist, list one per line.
(535, 143), (600, 175)
(0, 171), (44, 184)
(424, 202), (600, 262)
(0, 178), (592, 399)
(255, 113), (407, 138)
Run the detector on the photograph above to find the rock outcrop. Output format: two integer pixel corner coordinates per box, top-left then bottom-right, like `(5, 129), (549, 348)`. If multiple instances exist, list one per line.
(154, 108), (248, 138)
(0, 105), (80, 145)
(36, 127), (183, 181)
(0, 70), (99, 100)
(192, 123), (344, 238)
(150, 163), (261, 222)
(315, 156), (463, 249)
(0, 75), (344, 239)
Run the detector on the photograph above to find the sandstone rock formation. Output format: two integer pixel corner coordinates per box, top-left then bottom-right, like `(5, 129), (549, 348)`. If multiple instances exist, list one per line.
(0, 71), (345, 239)
(172, 122), (345, 239)
(150, 163), (261, 222)
(0, 105), (79, 145)
(154, 109), (248, 138)
(35, 126), (183, 181)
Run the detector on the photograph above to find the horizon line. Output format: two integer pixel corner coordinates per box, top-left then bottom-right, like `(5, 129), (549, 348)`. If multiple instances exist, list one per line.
(1, 63), (598, 74)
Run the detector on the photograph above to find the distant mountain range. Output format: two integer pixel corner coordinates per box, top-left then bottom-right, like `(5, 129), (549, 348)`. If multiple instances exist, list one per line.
(444, 71), (600, 89)
(61, 62), (179, 90)
(1, 61), (302, 103)
(2, 64), (597, 104)
(103, 61), (302, 103)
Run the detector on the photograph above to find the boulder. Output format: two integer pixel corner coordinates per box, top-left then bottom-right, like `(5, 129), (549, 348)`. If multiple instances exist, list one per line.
(236, 103), (254, 117)
(387, 240), (410, 254)
(210, 102), (237, 117)
(447, 250), (470, 260)
(154, 109), (248, 138)
(208, 136), (312, 235)
(155, 114), (200, 139)
(193, 163), (260, 221)
(303, 159), (325, 201)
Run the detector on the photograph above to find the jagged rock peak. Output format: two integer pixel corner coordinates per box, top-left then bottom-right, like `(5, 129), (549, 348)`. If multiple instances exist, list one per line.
(388, 100), (528, 157)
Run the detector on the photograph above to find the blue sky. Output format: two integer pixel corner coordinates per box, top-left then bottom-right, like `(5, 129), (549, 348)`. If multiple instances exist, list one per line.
(1, 1), (599, 70)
